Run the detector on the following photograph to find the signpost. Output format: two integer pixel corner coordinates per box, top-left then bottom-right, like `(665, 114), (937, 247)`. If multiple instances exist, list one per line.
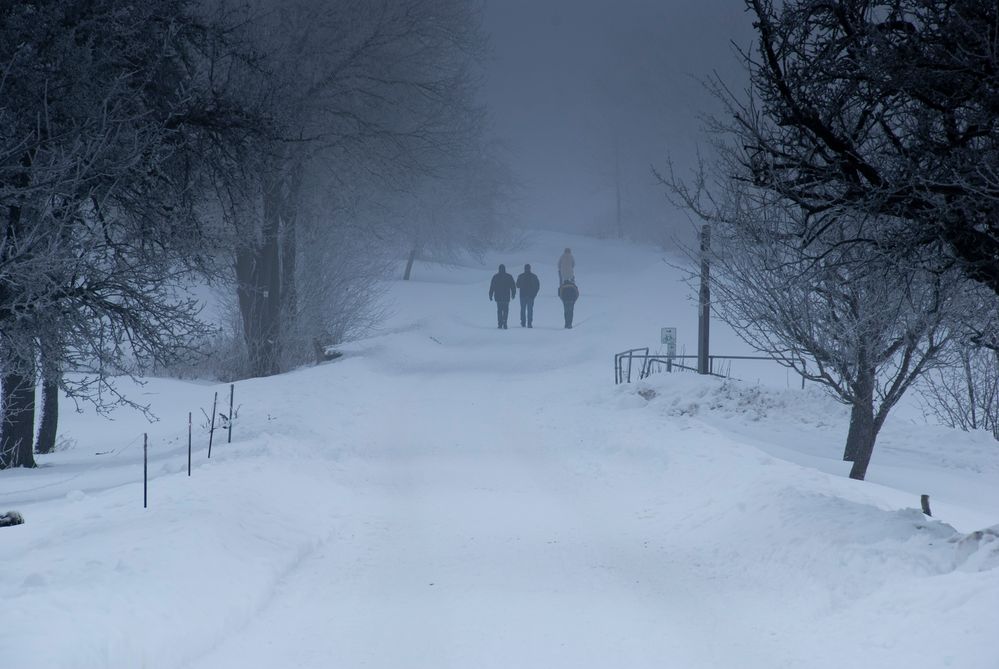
(660, 327), (676, 355)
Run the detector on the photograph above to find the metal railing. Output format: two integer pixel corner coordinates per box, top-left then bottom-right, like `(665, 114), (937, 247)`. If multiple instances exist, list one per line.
(614, 350), (785, 384)
(614, 348), (649, 384)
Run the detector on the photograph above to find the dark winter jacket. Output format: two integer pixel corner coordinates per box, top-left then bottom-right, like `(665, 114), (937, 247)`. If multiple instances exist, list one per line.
(559, 280), (579, 304)
(516, 271), (540, 300)
(489, 267), (517, 302)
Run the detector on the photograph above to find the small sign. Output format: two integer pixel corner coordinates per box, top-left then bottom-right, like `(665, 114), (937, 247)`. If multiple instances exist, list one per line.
(661, 327), (677, 357)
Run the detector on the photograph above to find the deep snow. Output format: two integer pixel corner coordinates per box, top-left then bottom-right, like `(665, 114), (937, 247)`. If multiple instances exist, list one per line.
(2, 231), (998, 669)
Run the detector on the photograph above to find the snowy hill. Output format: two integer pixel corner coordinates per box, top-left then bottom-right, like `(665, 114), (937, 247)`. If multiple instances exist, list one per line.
(2, 231), (998, 669)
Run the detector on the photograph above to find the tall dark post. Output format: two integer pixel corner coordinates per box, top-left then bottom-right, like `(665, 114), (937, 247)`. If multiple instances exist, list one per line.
(697, 224), (711, 375)
(187, 412), (192, 476)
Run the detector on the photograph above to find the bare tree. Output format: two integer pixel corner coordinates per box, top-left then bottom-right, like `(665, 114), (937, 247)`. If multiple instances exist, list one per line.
(289, 205), (393, 365)
(735, 0), (999, 297)
(397, 143), (516, 280)
(920, 344), (999, 441)
(663, 169), (957, 480)
(1, 0), (243, 468)
(918, 291), (999, 440)
(210, 0), (487, 378)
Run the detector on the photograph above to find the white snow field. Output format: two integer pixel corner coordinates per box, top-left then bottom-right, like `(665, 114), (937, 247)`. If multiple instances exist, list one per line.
(2, 232), (998, 669)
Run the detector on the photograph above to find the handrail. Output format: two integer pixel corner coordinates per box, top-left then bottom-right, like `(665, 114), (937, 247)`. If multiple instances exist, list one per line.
(613, 350), (786, 384)
(614, 347), (649, 384)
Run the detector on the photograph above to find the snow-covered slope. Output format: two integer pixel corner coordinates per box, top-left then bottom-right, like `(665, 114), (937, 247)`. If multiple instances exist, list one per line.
(2, 231), (997, 669)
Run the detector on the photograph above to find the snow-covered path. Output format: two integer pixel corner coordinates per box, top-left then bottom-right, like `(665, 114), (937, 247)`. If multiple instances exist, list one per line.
(185, 365), (718, 668)
(3, 232), (998, 669)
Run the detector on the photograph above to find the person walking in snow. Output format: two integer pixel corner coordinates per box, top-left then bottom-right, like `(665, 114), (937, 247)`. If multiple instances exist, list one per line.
(516, 264), (540, 328)
(557, 248), (575, 293)
(488, 264), (516, 329)
(559, 278), (579, 329)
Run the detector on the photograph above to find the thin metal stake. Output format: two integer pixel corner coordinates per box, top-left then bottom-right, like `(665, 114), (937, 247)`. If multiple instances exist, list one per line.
(143, 433), (148, 509)
(208, 391), (218, 459)
(187, 411), (192, 476)
(227, 383), (234, 444)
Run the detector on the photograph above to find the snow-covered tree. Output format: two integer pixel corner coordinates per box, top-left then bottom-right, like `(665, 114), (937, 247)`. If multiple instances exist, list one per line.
(663, 170), (959, 480)
(0, 0), (241, 468)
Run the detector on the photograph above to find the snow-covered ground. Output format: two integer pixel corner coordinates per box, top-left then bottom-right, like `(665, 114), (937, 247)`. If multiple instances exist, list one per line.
(2, 231), (998, 669)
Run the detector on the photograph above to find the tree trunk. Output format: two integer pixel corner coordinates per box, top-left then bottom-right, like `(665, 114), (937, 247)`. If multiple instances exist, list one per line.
(1, 363), (36, 469)
(403, 245), (418, 281)
(963, 349), (977, 430)
(235, 244), (263, 374)
(842, 399), (867, 461)
(235, 173), (283, 378)
(261, 176), (283, 375)
(279, 162), (302, 331)
(36, 367), (60, 455)
(1, 179), (37, 468)
(843, 346), (872, 461)
(235, 243), (275, 377)
(280, 206), (297, 323)
(846, 368), (878, 481)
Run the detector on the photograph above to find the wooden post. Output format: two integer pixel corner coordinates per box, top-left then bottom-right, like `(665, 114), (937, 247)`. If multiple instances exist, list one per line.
(143, 433), (148, 509)
(187, 412), (192, 477)
(208, 391), (218, 459)
(920, 494), (932, 517)
(227, 384), (234, 444)
(697, 224), (711, 375)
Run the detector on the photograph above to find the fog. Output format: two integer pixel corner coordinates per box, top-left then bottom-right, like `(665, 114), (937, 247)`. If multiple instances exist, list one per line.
(482, 0), (756, 246)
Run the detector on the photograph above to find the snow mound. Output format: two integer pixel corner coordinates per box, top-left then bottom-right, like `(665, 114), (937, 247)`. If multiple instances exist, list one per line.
(633, 374), (845, 426)
(952, 525), (999, 572)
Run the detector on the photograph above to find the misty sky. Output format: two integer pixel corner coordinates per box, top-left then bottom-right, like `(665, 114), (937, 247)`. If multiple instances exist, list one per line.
(482, 0), (756, 243)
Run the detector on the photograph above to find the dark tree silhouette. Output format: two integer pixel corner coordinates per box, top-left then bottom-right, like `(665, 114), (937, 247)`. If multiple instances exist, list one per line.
(738, 0), (999, 293)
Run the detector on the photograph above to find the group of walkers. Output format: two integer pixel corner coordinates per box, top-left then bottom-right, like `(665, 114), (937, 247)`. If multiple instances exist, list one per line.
(488, 248), (580, 330)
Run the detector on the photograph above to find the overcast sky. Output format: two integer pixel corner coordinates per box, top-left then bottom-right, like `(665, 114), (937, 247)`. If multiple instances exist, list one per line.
(481, 0), (756, 244)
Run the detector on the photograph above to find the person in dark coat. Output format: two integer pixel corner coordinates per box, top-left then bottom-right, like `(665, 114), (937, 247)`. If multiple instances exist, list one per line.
(488, 264), (516, 329)
(515, 263), (540, 328)
(558, 279), (579, 329)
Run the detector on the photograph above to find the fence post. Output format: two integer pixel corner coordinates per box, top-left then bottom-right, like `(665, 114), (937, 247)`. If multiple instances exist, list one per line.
(208, 391), (218, 459)
(187, 412), (192, 477)
(920, 494), (932, 517)
(227, 383), (234, 444)
(143, 433), (148, 509)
